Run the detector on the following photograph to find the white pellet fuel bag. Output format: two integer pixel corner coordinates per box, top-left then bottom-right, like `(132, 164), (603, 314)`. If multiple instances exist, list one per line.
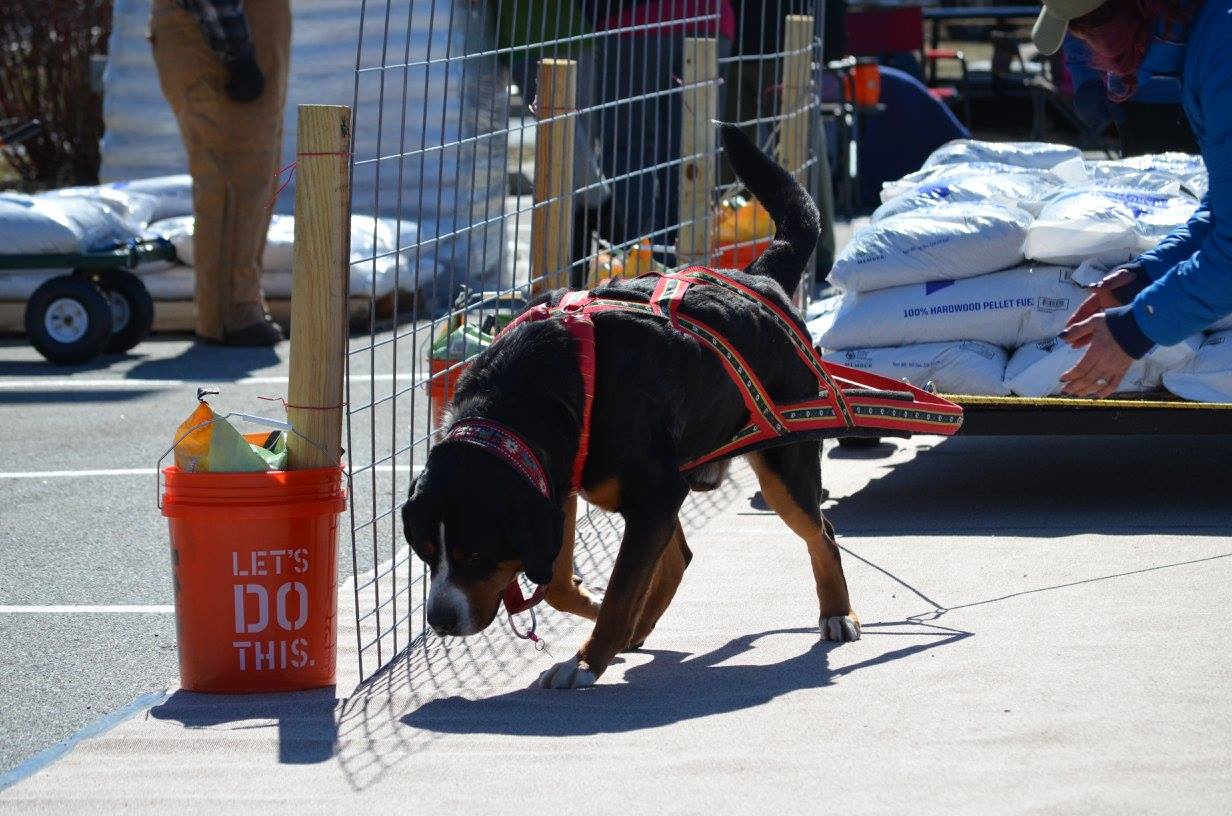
(821, 341), (1010, 396)
(1162, 331), (1232, 403)
(0, 192), (144, 254)
(923, 139), (1083, 171)
(873, 170), (1062, 222)
(1082, 161), (1186, 196)
(106, 175), (194, 221)
(881, 161), (1031, 203)
(1105, 152), (1208, 199)
(1005, 334), (1199, 396)
(811, 265), (1083, 350)
(40, 186), (159, 229)
(828, 203), (1032, 293)
(146, 214), (416, 299)
(1023, 188), (1199, 266)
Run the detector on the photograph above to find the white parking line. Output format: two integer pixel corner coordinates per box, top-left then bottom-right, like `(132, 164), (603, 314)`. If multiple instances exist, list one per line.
(0, 464), (419, 479)
(0, 468), (158, 479)
(0, 605), (175, 614)
(0, 373), (413, 390)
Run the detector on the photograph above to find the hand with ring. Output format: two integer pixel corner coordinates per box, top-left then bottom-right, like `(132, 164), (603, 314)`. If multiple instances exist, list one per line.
(1059, 313), (1135, 398)
(1064, 267), (1144, 336)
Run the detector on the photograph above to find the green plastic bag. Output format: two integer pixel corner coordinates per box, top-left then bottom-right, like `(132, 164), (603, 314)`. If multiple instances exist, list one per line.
(430, 323), (493, 362)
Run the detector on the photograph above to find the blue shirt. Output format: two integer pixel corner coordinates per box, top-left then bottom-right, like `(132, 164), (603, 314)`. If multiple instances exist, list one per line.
(1105, 0), (1232, 355)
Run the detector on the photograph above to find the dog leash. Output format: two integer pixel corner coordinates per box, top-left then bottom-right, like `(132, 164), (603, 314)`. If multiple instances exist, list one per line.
(506, 604), (551, 657)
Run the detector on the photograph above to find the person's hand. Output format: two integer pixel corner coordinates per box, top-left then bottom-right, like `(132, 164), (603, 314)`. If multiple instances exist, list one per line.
(225, 53), (265, 102)
(1064, 267), (1142, 341)
(1059, 313), (1135, 398)
(1072, 80), (1125, 130)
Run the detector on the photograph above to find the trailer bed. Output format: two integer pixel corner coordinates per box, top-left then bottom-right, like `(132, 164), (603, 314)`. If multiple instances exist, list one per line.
(944, 394), (1232, 436)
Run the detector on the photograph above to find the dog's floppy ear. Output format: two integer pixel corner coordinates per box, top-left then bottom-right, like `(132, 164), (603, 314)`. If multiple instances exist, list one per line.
(517, 500), (564, 586)
(402, 472), (438, 565)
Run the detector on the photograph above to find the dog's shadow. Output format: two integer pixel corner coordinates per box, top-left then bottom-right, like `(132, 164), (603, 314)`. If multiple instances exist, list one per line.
(401, 623), (969, 737)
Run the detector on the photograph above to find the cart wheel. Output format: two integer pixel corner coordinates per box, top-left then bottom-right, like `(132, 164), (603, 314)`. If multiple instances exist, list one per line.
(95, 269), (154, 353)
(24, 276), (114, 364)
(837, 436), (882, 448)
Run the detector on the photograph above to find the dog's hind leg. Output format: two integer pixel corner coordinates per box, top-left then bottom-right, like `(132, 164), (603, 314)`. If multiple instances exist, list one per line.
(539, 466), (689, 689)
(545, 494), (602, 621)
(747, 445), (860, 642)
(626, 520), (693, 649)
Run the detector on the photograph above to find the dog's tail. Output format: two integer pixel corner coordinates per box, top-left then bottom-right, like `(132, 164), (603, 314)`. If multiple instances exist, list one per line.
(718, 122), (821, 295)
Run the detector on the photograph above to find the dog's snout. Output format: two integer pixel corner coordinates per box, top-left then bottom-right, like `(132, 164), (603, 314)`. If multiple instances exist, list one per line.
(427, 605), (459, 636)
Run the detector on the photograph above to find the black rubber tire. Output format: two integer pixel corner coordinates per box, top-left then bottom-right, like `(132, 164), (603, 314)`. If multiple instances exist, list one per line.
(95, 268), (154, 353)
(24, 276), (114, 365)
(837, 436), (882, 448)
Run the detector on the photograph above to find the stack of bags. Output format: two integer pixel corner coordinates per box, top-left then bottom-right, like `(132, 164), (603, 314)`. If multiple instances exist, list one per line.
(808, 139), (1229, 400)
(0, 176), (419, 305)
(146, 210), (417, 301)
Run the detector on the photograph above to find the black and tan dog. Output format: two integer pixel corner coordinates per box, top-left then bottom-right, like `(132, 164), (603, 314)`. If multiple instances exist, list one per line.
(402, 124), (858, 689)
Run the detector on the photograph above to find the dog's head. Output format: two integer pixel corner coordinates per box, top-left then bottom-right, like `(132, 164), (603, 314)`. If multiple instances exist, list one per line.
(402, 442), (563, 637)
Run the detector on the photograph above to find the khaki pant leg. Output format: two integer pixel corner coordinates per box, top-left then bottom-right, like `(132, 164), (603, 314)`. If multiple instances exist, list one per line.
(150, 0), (291, 338)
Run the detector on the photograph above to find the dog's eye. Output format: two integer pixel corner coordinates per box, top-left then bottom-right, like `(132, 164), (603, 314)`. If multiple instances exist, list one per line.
(464, 552), (482, 565)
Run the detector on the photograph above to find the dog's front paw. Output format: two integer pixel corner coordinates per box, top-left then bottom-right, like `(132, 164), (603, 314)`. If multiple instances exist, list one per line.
(536, 654), (598, 689)
(820, 613), (861, 642)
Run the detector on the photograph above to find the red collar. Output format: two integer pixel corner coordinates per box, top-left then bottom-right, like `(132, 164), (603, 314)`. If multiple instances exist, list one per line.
(442, 418), (552, 500)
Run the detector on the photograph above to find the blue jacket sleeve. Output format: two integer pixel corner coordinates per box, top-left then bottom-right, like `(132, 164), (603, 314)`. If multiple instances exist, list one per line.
(1061, 34), (1102, 90)
(1133, 193), (1213, 281)
(1124, 15), (1232, 348)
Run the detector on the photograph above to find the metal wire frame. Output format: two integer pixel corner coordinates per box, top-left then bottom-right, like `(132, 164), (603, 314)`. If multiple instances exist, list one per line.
(342, 0), (826, 682)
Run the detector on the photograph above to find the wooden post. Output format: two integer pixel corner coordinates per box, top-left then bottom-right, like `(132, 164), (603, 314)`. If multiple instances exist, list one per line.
(677, 37), (718, 268)
(287, 104), (351, 470)
(530, 59), (577, 293)
(779, 15), (814, 182)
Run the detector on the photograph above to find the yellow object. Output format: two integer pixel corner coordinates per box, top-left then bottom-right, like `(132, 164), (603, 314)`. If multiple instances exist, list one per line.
(172, 401), (282, 472)
(586, 241), (663, 287)
(623, 242), (659, 278)
(714, 196), (776, 246)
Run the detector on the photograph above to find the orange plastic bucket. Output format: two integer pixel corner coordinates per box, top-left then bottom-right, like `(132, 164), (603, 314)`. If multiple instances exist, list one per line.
(713, 237), (774, 270)
(160, 465), (346, 693)
(429, 357), (467, 429)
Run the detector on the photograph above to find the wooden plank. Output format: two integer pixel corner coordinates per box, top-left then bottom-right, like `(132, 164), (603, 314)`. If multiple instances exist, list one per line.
(677, 37), (718, 268)
(286, 104), (352, 470)
(778, 15), (814, 182)
(530, 58), (577, 293)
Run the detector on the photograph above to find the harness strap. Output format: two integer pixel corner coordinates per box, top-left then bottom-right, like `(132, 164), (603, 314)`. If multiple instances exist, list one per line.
(671, 267), (855, 428)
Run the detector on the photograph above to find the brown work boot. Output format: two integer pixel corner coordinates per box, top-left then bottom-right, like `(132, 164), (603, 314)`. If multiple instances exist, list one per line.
(223, 315), (284, 346)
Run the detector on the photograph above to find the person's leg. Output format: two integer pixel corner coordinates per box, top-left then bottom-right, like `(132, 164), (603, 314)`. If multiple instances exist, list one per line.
(212, 0), (290, 337)
(150, 0), (227, 340)
(1117, 101), (1199, 157)
(150, 0), (290, 341)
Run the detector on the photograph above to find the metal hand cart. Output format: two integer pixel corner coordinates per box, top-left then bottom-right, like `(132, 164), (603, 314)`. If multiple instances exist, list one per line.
(0, 238), (175, 364)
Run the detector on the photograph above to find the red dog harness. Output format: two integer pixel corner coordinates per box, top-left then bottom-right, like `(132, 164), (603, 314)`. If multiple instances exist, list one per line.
(444, 267), (964, 614)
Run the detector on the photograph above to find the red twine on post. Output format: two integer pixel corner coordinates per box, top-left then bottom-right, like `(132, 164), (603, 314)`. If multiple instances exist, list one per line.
(265, 150), (352, 212)
(258, 395), (347, 412)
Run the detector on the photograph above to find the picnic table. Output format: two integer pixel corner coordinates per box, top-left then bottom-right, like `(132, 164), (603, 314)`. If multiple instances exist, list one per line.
(923, 5), (1043, 49)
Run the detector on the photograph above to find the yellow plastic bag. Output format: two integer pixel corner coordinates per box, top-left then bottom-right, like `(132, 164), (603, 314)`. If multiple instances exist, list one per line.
(715, 196), (776, 246)
(585, 240), (664, 288)
(173, 401), (284, 473)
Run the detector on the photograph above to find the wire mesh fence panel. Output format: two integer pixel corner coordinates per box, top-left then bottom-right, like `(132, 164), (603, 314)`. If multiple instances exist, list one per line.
(344, 0), (826, 683)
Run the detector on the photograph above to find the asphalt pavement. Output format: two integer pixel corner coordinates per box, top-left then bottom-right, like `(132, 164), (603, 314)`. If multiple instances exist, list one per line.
(0, 324), (432, 775)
